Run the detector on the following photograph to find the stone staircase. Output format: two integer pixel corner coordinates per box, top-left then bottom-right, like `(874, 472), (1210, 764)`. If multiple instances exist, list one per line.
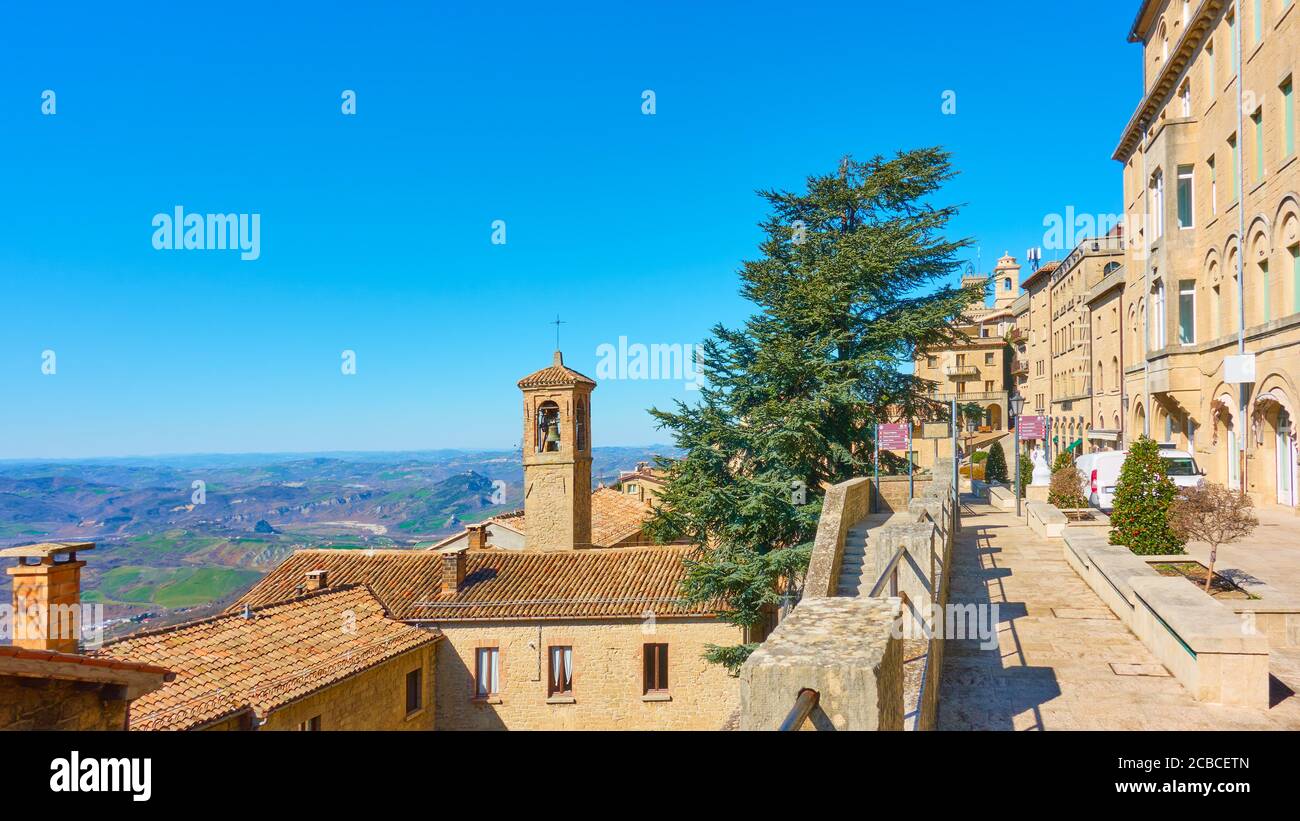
(836, 522), (873, 596)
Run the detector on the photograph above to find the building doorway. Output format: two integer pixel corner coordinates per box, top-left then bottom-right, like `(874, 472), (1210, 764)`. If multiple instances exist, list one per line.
(1278, 409), (1296, 507)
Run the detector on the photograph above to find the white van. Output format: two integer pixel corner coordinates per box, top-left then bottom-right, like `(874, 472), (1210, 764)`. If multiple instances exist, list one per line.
(1084, 447), (1205, 511)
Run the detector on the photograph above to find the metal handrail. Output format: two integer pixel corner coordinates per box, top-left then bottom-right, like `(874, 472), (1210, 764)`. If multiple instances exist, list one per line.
(868, 546), (907, 598)
(779, 688), (820, 731)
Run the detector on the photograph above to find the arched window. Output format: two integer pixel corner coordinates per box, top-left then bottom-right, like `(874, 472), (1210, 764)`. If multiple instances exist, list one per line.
(1112, 356), (1120, 387)
(536, 401), (561, 453)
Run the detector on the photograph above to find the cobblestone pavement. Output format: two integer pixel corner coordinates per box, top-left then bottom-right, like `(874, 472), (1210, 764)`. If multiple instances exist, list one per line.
(937, 499), (1300, 730)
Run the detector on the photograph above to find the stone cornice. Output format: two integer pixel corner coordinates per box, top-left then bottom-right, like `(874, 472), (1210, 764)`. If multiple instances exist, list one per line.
(1113, 0), (1226, 162)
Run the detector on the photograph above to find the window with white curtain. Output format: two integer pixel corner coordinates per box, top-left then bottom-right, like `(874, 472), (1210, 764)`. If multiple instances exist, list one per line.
(548, 646), (573, 696)
(475, 647), (500, 697)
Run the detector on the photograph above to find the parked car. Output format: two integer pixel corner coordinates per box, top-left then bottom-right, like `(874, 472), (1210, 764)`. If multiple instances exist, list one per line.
(1083, 447), (1205, 511)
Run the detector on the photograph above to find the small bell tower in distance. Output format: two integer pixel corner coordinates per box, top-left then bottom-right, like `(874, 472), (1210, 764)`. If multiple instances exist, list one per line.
(517, 351), (596, 550)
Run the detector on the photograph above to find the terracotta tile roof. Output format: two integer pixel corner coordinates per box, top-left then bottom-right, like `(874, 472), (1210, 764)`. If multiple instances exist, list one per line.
(0, 644), (171, 678)
(590, 488), (653, 546)
(617, 465), (665, 485)
(97, 585), (440, 731)
(234, 545), (717, 622)
(1020, 260), (1060, 289)
(479, 489), (651, 547)
(234, 551), (443, 621)
(486, 508), (527, 534)
(517, 351), (596, 388)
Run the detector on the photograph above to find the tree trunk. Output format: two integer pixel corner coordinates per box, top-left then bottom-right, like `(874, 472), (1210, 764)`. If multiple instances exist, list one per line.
(1204, 546), (1218, 594)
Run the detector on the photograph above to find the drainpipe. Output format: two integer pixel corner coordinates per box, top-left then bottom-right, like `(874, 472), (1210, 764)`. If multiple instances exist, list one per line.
(1142, 117), (1152, 442)
(1235, 0), (1249, 494)
(1119, 282), (1126, 448)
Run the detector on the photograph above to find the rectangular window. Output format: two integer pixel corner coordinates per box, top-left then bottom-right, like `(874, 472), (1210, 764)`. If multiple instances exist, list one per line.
(1178, 280), (1196, 344)
(406, 668), (423, 714)
(643, 643), (669, 693)
(1207, 39), (1216, 92)
(297, 716), (321, 731)
(1262, 261), (1272, 322)
(1293, 246), (1300, 314)
(548, 646), (573, 697)
(1253, 110), (1265, 183)
(475, 647), (500, 697)
(984, 352), (994, 365)
(1176, 166), (1194, 228)
(1150, 170), (1165, 239)
(1153, 279), (1167, 349)
(1208, 156), (1217, 215)
(1284, 78), (1295, 159)
(1253, 0), (1263, 45)
(1228, 11), (1237, 71)
(985, 380), (994, 392)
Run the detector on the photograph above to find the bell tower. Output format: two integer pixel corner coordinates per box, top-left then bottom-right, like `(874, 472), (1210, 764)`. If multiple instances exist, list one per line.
(993, 252), (1022, 310)
(518, 351), (595, 550)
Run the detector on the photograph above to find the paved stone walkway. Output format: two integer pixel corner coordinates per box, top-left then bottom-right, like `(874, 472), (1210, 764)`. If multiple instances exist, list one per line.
(937, 499), (1300, 730)
(1183, 505), (1300, 599)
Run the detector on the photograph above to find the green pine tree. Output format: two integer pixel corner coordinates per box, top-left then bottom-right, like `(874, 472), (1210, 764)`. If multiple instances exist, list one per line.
(1109, 436), (1186, 555)
(1018, 451), (1033, 498)
(985, 441), (1008, 485)
(648, 150), (977, 672)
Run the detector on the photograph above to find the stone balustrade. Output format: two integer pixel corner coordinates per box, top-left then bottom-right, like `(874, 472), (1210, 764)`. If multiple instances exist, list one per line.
(740, 463), (959, 730)
(804, 477), (873, 599)
(738, 597), (903, 731)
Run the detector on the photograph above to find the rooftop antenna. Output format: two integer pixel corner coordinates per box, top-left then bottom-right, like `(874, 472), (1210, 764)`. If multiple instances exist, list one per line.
(1026, 247), (1042, 272)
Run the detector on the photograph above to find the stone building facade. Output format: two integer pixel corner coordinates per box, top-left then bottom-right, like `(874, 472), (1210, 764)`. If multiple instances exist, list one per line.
(431, 617), (739, 731)
(0, 645), (171, 730)
(1005, 1), (1298, 513)
(1010, 234), (1126, 453)
(1116, 0), (1298, 510)
(913, 254), (1021, 470)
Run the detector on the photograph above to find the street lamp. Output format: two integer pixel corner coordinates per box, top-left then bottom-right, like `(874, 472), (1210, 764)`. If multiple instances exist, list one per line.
(1010, 393), (1026, 517)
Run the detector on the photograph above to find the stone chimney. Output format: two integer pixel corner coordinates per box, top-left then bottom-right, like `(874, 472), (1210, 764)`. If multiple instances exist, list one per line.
(442, 550), (467, 595)
(3, 542), (94, 653)
(466, 524), (487, 551)
(305, 569), (328, 592)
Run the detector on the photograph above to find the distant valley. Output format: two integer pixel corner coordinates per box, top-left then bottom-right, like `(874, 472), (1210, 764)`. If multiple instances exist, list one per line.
(0, 447), (671, 636)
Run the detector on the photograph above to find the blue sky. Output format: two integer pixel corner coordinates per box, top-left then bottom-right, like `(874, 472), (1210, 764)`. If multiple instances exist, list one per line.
(0, 1), (1140, 459)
